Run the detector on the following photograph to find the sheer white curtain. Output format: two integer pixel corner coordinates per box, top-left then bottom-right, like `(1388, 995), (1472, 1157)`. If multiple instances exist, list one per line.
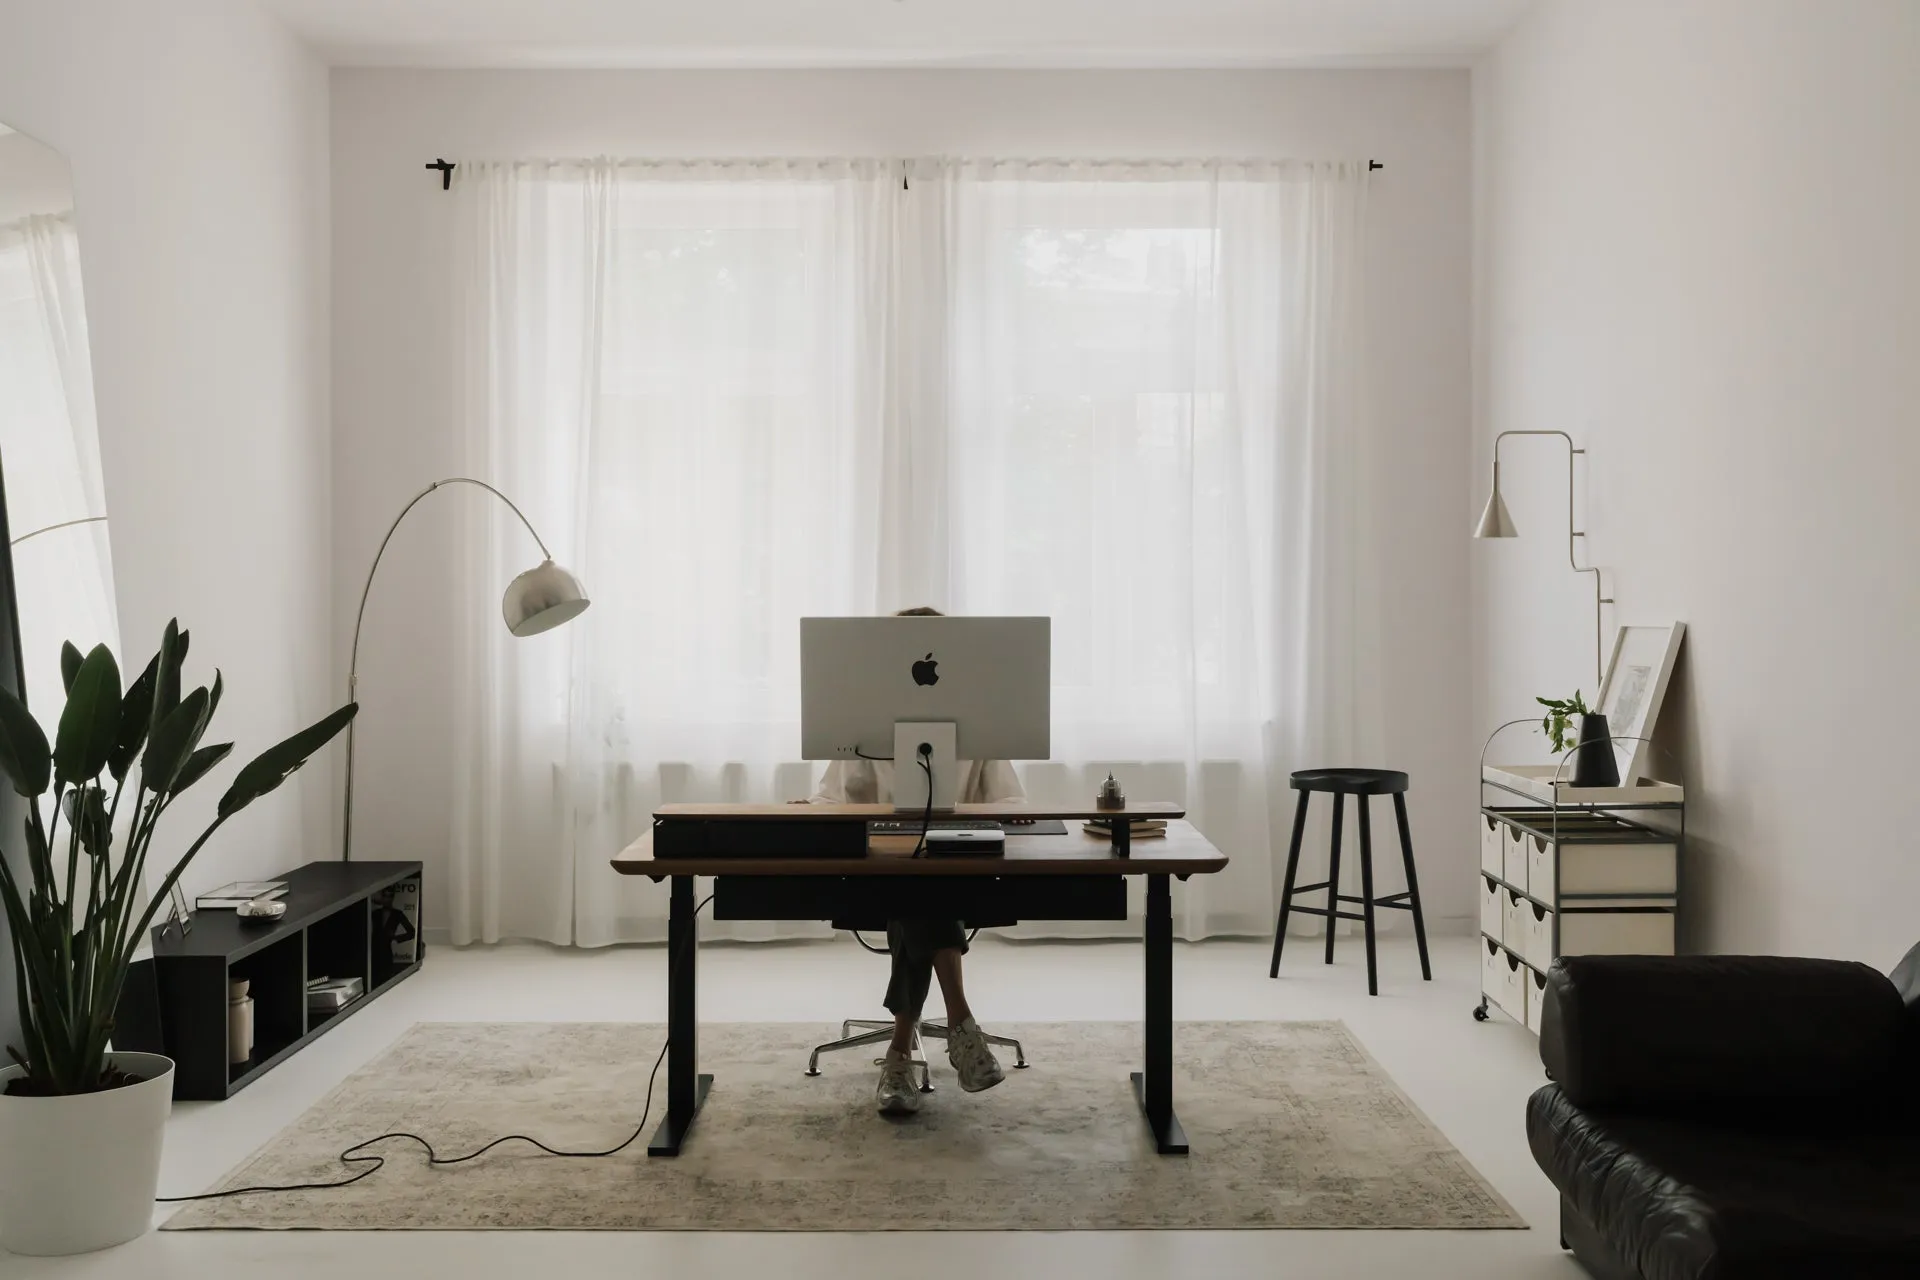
(448, 157), (1377, 946)
(911, 160), (1379, 938)
(0, 213), (119, 722)
(450, 160), (896, 945)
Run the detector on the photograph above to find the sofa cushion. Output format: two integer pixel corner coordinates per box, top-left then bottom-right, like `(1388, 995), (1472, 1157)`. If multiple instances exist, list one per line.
(1542, 955), (1907, 1113)
(1529, 1085), (1920, 1280)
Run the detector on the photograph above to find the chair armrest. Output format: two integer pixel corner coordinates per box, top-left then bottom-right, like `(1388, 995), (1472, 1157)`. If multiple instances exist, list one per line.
(1541, 954), (1905, 1111)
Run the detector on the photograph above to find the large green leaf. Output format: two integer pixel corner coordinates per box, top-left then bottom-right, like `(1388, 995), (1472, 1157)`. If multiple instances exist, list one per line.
(60, 642), (83, 694)
(142, 687), (210, 794)
(61, 785), (110, 859)
(168, 741), (232, 798)
(53, 645), (120, 789)
(110, 651), (159, 783)
(0, 685), (51, 798)
(147, 621), (185, 748)
(218, 703), (358, 818)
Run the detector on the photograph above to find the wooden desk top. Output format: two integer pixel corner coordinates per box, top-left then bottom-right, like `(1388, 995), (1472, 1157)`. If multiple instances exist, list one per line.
(612, 817), (1228, 878)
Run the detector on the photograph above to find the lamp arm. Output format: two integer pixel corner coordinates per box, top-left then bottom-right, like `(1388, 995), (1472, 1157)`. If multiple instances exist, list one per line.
(1491, 430), (1614, 686)
(342, 476), (553, 862)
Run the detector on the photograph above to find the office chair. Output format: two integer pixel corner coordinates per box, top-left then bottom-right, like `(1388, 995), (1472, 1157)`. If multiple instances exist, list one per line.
(804, 926), (1030, 1092)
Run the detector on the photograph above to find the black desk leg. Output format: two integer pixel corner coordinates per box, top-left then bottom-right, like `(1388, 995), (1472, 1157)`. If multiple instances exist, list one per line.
(649, 874), (710, 1157)
(1131, 874), (1189, 1156)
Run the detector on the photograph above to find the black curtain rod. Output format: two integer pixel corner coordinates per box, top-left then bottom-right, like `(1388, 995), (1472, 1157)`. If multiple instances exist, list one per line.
(425, 156), (1380, 190)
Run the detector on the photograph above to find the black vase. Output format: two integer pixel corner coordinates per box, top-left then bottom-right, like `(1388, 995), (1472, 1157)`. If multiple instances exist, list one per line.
(1571, 712), (1621, 788)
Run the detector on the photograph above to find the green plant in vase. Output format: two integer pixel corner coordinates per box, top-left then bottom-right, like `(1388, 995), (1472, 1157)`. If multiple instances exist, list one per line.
(0, 620), (356, 1096)
(1536, 690), (1591, 756)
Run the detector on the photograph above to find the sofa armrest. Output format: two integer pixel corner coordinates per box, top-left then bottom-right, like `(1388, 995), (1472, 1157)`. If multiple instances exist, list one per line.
(1541, 954), (1904, 1111)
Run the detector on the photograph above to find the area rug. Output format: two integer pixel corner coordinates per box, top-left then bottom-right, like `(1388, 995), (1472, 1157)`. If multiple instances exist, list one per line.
(164, 1020), (1523, 1231)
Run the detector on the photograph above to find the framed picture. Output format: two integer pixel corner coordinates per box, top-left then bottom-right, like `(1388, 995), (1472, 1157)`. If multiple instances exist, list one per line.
(1597, 623), (1687, 784)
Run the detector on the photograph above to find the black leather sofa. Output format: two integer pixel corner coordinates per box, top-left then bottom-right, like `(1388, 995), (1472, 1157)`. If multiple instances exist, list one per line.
(1527, 953), (1920, 1280)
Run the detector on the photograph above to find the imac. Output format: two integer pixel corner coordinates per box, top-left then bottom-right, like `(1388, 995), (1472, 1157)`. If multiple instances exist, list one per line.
(800, 616), (1050, 811)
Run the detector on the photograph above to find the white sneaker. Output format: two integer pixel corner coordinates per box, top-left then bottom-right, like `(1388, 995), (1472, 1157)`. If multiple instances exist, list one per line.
(945, 1016), (1006, 1093)
(876, 1051), (921, 1116)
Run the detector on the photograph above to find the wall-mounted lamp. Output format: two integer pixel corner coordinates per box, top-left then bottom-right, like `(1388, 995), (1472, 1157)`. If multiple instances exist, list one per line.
(1473, 430), (1612, 685)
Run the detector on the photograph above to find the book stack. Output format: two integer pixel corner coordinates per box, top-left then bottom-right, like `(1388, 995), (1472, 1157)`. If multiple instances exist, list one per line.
(1082, 818), (1169, 841)
(305, 976), (364, 1013)
(196, 880), (288, 910)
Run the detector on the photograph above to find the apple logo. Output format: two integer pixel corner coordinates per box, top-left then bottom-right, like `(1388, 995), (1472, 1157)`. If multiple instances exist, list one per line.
(911, 653), (939, 686)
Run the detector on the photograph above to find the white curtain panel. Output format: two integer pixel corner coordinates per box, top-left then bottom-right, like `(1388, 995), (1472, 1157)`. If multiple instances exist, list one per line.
(915, 159), (1381, 939)
(0, 213), (119, 723)
(448, 158), (1380, 947)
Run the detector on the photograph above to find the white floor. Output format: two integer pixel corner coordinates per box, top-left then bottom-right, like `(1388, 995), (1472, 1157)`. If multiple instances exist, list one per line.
(13, 935), (1583, 1279)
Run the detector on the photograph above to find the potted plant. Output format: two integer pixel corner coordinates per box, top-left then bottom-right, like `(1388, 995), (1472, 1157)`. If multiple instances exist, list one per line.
(1536, 689), (1619, 788)
(0, 621), (355, 1255)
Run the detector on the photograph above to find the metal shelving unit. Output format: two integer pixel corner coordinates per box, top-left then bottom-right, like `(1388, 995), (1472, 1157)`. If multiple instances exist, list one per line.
(1474, 736), (1684, 1033)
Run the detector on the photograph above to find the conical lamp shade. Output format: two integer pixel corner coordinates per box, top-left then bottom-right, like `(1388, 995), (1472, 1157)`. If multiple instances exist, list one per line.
(1473, 463), (1518, 538)
(503, 559), (591, 637)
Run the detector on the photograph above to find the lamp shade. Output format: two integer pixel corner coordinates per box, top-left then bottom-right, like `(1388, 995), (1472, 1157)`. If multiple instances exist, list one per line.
(1472, 462), (1518, 539)
(503, 559), (591, 636)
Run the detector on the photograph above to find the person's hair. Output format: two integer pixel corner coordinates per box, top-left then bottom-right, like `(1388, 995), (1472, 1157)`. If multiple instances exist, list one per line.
(894, 606), (944, 617)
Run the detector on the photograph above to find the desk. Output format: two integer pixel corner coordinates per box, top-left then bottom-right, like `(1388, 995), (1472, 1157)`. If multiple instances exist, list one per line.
(612, 803), (1228, 1156)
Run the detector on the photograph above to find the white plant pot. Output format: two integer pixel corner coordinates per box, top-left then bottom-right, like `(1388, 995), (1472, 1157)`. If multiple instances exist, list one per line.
(0, 1051), (173, 1255)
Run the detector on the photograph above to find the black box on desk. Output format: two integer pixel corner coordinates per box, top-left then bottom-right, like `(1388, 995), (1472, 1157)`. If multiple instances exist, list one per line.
(652, 817), (868, 859)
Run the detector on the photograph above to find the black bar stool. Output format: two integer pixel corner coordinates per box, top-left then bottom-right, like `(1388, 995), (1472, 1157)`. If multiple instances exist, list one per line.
(1268, 768), (1431, 996)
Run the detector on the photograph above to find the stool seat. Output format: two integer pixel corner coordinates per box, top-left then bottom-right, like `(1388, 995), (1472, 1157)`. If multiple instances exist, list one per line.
(1290, 767), (1409, 796)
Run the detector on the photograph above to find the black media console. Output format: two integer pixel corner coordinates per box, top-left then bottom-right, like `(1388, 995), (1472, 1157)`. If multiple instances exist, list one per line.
(117, 861), (423, 1100)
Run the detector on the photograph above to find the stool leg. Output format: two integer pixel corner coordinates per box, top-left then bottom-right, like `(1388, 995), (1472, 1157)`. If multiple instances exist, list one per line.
(1323, 792), (1345, 964)
(1393, 793), (1433, 981)
(1270, 790), (1311, 978)
(1358, 796), (1379, 996)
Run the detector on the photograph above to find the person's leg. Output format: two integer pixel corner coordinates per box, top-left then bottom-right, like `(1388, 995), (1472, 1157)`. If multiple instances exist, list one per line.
(921, 921), (1005, 1093)
(883, 920), (937, 1055)
(925, 921), (974, 1026)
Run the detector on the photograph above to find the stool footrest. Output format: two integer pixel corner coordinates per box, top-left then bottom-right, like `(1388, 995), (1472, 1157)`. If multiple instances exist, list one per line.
(1283, 887), (1417, 911)
(1285, 905), (1367, 923)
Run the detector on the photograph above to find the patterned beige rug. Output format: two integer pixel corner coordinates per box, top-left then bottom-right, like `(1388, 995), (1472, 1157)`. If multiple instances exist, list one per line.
(164, 1020), (1522, 1231)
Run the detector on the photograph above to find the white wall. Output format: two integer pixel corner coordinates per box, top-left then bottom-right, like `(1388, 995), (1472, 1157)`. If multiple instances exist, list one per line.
(0, 0), (334, 900)
(330, 69), (1475, 937)
(1473, 1), (1920, 962)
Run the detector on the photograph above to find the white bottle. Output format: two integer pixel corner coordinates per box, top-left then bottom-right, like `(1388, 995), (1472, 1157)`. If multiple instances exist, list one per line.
(228, 979), (254, 1065)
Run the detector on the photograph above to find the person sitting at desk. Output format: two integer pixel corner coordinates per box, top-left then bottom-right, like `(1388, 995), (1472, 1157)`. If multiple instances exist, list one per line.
(807, 606), (1018, 1118)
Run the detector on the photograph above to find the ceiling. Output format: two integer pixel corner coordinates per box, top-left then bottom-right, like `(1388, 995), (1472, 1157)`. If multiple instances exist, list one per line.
(259, 0), (1532, 70)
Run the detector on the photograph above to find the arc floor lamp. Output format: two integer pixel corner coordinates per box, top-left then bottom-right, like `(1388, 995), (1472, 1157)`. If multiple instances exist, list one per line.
(343, 477), (589, 862)
(1473, 430), (1612, 685)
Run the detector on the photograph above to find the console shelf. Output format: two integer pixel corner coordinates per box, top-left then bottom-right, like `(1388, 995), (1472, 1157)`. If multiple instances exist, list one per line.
(117, 861), (423, 1100)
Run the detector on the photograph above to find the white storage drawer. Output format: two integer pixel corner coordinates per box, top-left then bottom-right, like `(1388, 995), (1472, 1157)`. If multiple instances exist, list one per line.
(1479, 875), (1503, 942)
(1503, 823), (1529, 891)
(1479, 815), (1506, 878)
(1525, 968), (1548, 1035)
(1557, 909), (1675, 957)
(1506, 894), (1555, 970)
(1480, 938), (1528, 1025)
(1521, 822), (1678, 903)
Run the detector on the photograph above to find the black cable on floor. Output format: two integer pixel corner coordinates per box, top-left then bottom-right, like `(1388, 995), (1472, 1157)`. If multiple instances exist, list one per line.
(158, 894), (715, 1202)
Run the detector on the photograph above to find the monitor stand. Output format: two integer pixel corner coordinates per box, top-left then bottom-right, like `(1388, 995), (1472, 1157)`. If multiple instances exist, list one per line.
(892, 721), (958, 812)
